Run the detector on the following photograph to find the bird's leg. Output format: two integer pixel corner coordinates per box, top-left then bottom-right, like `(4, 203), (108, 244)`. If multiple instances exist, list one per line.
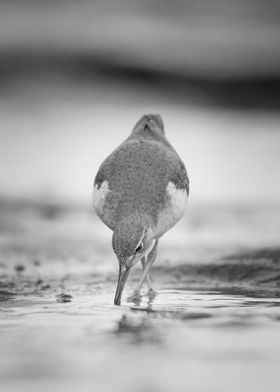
(128, 240), (159, 302)
(136, 239), (159, 294)
(141, 255), (155, 296)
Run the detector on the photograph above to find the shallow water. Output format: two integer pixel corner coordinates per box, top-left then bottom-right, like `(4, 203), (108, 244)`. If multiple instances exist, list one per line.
(1, 281), (280, 392)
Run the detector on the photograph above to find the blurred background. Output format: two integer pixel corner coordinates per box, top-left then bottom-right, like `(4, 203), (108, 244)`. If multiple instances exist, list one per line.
(0, 0), (280, 206)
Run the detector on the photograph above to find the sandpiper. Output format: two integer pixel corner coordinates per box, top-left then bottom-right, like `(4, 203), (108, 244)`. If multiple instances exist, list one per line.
(93, 114), (189, 305)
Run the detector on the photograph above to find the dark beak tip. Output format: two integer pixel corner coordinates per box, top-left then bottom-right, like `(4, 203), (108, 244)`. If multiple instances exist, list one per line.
(114, 265), (131, 306)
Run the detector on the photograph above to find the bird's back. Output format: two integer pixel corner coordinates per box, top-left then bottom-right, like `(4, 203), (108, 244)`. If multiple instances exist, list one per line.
(93, 114), (189, 235)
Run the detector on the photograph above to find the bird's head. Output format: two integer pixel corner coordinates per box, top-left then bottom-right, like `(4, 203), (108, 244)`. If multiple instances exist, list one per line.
(112, 214), (153, 305)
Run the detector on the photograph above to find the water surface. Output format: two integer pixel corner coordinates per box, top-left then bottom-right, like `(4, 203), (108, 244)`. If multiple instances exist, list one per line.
(1, 281), (280, 392)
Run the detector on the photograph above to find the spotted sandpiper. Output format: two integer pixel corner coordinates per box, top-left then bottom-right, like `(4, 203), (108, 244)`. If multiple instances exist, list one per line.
(93, 114), (189, 305)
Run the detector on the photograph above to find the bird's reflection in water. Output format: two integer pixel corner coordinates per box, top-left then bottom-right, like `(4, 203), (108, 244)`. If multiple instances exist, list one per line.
(115, 313), (162, 345)
(114, 291), (163, 344)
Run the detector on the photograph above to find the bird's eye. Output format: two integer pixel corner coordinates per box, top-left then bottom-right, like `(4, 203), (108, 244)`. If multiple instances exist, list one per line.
(134, 242), (144, 254)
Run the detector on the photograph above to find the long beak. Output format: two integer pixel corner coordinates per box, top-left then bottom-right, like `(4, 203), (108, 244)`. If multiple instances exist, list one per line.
(114, 264), (131, 306)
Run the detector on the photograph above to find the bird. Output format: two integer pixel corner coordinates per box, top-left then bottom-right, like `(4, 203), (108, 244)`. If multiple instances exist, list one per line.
(92, 114), (189, 305)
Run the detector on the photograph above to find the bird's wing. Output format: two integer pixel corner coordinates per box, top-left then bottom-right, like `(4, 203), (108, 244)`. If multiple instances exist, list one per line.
(169, 156), (190, 195)
(93, 155), (120, 231)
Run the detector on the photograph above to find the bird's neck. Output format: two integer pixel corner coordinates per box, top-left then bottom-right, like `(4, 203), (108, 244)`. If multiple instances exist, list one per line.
(112, 212), (153, 257)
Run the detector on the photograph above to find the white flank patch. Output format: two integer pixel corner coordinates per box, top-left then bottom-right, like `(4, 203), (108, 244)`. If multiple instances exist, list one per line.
(154, 181), (188, 238)
(92, 180), (110, 214)
(166, 181), (188, 217)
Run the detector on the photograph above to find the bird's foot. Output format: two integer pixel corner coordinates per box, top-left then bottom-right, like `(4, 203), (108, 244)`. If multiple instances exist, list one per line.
(127, 290), (141, 304)
(147, 288), (157, 299)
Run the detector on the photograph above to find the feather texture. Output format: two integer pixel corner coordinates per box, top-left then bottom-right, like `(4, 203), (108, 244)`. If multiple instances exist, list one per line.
(93, 114), (189, 236)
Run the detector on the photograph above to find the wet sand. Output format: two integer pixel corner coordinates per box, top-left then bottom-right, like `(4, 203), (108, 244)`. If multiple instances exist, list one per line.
(1, 200), (280, 392)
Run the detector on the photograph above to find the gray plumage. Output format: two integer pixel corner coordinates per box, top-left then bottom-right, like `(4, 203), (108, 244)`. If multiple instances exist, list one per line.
(94, 114), (189, 229)
(93, 113), (189, 305)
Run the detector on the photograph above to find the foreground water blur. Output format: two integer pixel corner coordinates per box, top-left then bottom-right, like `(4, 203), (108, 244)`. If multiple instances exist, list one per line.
(1, 284), (280, 392)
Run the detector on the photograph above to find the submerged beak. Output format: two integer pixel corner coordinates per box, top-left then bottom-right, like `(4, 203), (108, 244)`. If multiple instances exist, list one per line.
(114, 264), (131, 306)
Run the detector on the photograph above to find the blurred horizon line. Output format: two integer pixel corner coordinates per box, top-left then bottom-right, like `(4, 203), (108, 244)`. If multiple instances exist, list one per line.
(1, 50), (280, 110)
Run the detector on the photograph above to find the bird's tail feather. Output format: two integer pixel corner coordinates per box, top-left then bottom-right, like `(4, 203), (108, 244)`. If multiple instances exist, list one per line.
(132, 114), (165, 136)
